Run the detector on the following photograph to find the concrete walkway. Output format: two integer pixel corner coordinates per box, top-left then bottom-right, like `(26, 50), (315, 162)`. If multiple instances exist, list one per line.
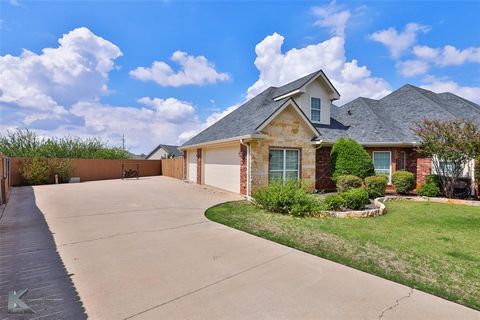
(1, 177), (478, 319)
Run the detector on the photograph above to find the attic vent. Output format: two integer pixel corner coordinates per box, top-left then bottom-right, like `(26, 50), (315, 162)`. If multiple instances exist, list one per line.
(347, 110), (352, 115)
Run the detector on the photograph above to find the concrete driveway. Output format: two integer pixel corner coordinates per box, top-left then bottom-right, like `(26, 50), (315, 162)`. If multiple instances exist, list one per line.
(2, 177), (478, 319)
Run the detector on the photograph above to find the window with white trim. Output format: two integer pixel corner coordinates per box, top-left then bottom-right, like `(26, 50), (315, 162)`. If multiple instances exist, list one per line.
(373, 151), (392, 182)
(269, 149), (300, 182)
(311, 97), (321, 122)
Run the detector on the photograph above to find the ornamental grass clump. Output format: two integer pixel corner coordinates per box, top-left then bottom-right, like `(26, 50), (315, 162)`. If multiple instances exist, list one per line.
(253, 179), (322, 217)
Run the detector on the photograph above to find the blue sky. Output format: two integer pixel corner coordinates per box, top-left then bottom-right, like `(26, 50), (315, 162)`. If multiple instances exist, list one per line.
(1, 1), (479, 153)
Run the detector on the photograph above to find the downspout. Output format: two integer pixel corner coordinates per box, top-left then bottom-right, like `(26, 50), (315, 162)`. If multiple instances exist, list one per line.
(240, 139), (250, 198)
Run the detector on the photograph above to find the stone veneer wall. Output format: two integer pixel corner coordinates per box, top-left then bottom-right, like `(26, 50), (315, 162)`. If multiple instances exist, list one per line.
(249, 105), (317, 194)
(240, 144), (247, 195)
(196, 148), (202, 184)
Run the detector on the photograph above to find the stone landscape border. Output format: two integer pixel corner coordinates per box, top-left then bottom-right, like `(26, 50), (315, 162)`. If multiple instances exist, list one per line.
(314, 195), (480, 218)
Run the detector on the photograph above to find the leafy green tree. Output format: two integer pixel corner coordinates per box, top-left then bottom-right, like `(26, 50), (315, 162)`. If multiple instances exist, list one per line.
(414, 119), (480, 198)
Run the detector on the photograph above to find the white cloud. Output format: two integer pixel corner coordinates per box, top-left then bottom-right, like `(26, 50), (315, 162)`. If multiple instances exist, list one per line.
(398, 44), (480, 77)
(0, 27), (224, 154)
(0, 26), (122, 114)
(397, 59), (430, 77)
(178, 103), (240, 142)
(137, 97), (196, 124)
(412, 45), (439, 60)
(311, 2), (351, 37)
(369, 23), (429, 58)
(130, 51), (229, 87)
(246, 32), (390, 104)
(421, 78), (480, 104)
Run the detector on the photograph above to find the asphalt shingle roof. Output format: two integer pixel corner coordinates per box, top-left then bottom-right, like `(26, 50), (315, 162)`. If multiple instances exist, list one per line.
(146, 144), (183, 158)
(182, 87), (289, 147)
(182, 70), (480, 148)
(319, 84), (480, 143)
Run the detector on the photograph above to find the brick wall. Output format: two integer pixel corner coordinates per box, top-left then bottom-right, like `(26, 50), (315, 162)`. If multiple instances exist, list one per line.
(315, 147), (335, 190)
(415, 153), (432, 187)
(240, 144), (248, 195)
(196, 148), (202, 184)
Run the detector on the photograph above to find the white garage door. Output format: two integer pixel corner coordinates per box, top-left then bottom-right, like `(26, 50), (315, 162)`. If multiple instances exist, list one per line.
(187, 149), (197, 183)
(204, 145), (240, 193)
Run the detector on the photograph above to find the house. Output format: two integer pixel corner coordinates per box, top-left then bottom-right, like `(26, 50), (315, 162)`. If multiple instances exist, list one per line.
(145, 144), (183, 159)
(180, 70), (480, 195)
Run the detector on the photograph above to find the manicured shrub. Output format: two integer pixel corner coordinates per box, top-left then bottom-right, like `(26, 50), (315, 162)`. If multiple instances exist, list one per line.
(341, 188), (369, 210)
(324, 194), (345, 211)
(392, 171), (415, 194)
(335, 175), (362, 193)
(365, 175), (387, 198)
(331, 138), (375, 180)
(18, 157), (50, 185)
(417, 183), (441, 197)
(425, 174), (441, 186)
(253, 179), (322, 217)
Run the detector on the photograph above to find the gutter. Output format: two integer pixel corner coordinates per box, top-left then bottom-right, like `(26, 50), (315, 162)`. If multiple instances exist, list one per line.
(312, 140), (418, 147)
(179, 134), (267, 150)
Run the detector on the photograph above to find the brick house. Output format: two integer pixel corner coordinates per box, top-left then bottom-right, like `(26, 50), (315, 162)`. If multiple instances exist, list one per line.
(179, 70), (479, 196)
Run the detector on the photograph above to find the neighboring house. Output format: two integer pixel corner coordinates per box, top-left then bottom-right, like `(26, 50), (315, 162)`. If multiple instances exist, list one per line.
(180, 70), (480, 195)
(145, 144), (183, 159)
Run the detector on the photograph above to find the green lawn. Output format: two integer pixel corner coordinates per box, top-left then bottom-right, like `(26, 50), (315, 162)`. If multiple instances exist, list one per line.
(206, 200), (480, 310)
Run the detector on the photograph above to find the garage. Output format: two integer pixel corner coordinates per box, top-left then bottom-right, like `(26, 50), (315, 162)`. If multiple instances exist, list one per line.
(187, 149), (197, 183)
(203, 144), (240, 193)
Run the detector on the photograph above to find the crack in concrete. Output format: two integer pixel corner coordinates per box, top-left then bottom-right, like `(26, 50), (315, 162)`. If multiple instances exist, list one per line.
(378, 288), (414, 320)
(58, 220), (210, 247)
(123, 251), (293, 319)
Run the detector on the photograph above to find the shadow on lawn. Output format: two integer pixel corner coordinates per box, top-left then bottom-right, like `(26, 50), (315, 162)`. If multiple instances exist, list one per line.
(0, 186), (87, 319)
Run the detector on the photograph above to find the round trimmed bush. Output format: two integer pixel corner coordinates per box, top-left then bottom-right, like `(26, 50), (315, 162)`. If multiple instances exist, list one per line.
(335, 175), (362, 193)
(365, 175), (387, 198)
(331, 138), (375, 180)
(392, 171), (415, 194)
(341, 188), (369, 210)
(417, 183), (441, 197)
(324, 194), (345, 211)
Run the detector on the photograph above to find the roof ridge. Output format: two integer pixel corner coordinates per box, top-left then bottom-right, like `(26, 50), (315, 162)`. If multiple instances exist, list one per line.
(407, 85), (459, 118)
(272, 70), (321, 99)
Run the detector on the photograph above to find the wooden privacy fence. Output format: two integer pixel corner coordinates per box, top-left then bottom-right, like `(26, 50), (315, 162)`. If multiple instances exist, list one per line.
(160, 157), (184, 180)
(0, 154), (11, 204)
(10, 158), (162, 186)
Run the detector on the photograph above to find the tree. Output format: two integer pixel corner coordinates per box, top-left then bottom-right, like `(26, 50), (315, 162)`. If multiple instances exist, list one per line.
(330, 138), (375, 180)
(414, 119), (480, 198)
